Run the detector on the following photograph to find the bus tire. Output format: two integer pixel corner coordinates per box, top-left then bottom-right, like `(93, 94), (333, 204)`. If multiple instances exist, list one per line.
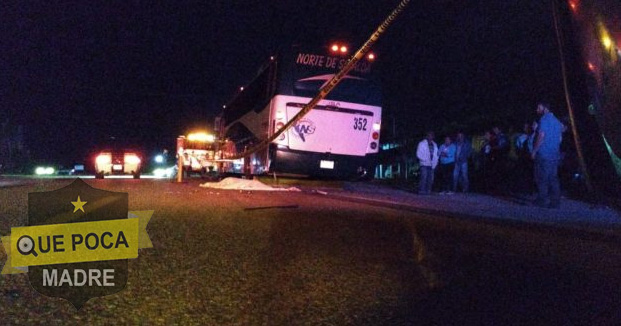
(95, 172), (104, 179)
(133, 172), (141, 179)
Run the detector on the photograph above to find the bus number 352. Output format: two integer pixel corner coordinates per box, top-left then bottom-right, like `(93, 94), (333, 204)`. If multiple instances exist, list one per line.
(353, 117), (367, 131)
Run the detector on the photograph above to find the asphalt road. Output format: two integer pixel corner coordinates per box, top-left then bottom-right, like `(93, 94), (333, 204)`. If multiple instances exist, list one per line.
(1, 177), (620, 325)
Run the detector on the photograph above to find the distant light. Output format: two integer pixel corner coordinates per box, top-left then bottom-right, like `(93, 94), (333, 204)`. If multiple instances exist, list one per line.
(340, 46), (348, 53)
(155, 155), (164, 163)
(569, 1), (577, 12)
(331, 44), (339, 52)
(35, 166), (55, 175)
(603, 36), (612, 50)
(223, 105), (226, 109)
(240, 86), (244, 91)
(588, 62), (595, 71)
(367, 53), (375, 60)
(188, 132), (215, 142)
(599, 23), (613, 51)
(270, 56), (275, 60)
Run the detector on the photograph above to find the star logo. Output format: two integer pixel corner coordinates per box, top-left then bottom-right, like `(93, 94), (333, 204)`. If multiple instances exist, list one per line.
(71, 196), (87, 213)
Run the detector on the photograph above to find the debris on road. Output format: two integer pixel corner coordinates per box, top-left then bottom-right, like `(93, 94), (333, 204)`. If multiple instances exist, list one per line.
(244, 204), (300, 211)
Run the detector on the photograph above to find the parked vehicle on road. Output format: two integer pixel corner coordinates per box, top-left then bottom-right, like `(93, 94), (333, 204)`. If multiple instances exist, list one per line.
(94, 150), (142, 179)
(218, 42), (382, 179)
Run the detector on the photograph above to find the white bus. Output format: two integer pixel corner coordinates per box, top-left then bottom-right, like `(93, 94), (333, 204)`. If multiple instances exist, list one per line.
(219, 42), (382, 178)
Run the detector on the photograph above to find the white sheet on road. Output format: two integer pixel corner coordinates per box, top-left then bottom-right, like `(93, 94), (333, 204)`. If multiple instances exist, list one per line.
(200, 177), (300, 191)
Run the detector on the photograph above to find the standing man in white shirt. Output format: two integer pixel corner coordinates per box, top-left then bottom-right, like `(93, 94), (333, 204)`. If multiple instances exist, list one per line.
(416, 131), (439, 195)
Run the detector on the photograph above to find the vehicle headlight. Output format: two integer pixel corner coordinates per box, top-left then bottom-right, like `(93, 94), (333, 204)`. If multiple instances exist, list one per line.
(124, 154), (141, 165)
(35, 167), (55, 175)
(96, 154), (111, 165)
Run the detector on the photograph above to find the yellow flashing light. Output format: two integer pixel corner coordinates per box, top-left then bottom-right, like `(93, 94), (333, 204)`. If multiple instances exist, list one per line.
(603, 35), (612, 50)
(599, 23), (613, 50)
(188, 132), (215, 142)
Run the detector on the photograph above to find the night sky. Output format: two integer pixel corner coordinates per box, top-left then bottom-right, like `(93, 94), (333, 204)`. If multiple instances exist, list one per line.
(2, 1), (565, 164)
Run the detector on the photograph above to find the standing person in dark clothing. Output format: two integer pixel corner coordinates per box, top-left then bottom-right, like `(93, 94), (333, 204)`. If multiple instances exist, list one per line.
(490, 126), (510, 193)
(515, 122), (534, 194)
(480, 130), (494, 193)
(528, 121), (538, 154)
(531, 102), (564, 208)
(492, 126), (509, 153)
(438, 136), (456, 194)
(515, 123), (531, 155)
(453, 132), (472, 193)
(416, 131), (439, 195)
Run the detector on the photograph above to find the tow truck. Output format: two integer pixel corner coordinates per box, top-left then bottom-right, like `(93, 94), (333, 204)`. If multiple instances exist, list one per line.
(177, 132), (221, 177)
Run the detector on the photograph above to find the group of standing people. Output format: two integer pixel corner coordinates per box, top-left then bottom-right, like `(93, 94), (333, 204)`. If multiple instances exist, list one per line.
(415, 102), (565, 208)
(416, 131), (472, 195)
